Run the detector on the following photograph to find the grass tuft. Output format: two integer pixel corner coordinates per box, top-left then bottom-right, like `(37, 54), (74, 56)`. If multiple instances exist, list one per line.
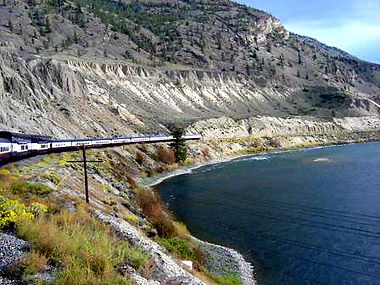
(45, 172), (61, 184)
(19, 250), (49, 276)
(134, 187), (177, 238)
(212, 274), (242, 285)
(123, 214), (138, 226)
(155, 237), (195, 260)
(15, 203), (148, 284)
(10, 181), (52, 198)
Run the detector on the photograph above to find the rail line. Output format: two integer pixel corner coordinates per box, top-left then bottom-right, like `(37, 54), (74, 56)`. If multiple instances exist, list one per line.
(0, 131), (201, 165)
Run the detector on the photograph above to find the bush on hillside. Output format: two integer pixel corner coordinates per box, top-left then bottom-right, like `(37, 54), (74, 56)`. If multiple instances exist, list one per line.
(15, 204), (148, 284)
(0, 196), (41, 229)
(156, 146), (176, 164)
(269, 138), (281, 148)
(135, 151), (146, 165)
(10, 182), (52, 198)
(134, 187), (177, 237)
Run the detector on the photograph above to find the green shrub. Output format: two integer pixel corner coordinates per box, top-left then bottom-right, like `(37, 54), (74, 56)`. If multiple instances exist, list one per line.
(213, 274), (242, 285)
(45, 172), (61, 184)
(0, 168), (10, 176)
(28, 202), (48, 216)
(10, 182), (52, 198)
(156, 237), (195, 260)
(123, 214), (138, 225)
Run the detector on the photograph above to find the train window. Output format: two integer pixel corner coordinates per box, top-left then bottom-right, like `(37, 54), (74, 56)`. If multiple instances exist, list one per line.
(0, 147), (9, 152)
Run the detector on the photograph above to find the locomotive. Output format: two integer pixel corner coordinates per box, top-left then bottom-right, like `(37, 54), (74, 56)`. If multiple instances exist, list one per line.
(0, 131), (201, 163)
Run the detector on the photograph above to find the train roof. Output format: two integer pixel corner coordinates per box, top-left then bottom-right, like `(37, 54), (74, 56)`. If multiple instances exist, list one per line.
(51, 138), (89, 142)
(0, 137), (10, 143)
(0, 131), (51, 140)
(0, 131), (52, 142)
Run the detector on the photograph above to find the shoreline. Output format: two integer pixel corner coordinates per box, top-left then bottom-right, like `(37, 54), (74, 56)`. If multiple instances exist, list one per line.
(139, 138), (380, 284)
(140, 141), (354, 188)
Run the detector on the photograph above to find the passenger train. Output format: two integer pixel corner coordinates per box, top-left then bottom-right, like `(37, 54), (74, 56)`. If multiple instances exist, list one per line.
(0, 131), (201, 163)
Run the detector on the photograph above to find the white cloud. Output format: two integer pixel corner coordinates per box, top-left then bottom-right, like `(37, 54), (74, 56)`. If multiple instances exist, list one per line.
(240, 0), (380, 63)
(284, 19), (380, 62)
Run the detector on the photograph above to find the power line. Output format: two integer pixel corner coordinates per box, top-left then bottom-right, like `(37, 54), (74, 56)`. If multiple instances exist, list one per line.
(184, 214), (380, 281)
(175, 196), (380, 239)
(173, 198), (380, 264)
(178, 190), (380, 229)
(182, 185), (380, 221)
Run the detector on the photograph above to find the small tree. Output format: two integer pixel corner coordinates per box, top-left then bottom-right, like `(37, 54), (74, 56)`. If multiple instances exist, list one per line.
(45, 16), (51, 33)
(170, 128), (187, 163)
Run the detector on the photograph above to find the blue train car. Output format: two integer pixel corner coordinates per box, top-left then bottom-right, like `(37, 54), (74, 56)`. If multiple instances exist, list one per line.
(0, 137), (12, 161)
(0, 131), (52, 158)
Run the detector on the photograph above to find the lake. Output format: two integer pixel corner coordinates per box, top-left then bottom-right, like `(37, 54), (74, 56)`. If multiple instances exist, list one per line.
(156, 142), (380, 284)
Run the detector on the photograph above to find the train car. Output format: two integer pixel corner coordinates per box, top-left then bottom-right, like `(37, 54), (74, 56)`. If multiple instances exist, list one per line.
(0, 137), (12, 161)
(71, 139), (93, 147)
(51, 139), (73, 149)
(111, 137), (132, 145)
(148, 136), (172, 142)
(0, 131), (32, 156)
(162, 135), (174, 141)
(183, 134), (202, 140)
(92, 139), (112, 146)
(30, 134), (52, 153)
(130, 136), (149, 143)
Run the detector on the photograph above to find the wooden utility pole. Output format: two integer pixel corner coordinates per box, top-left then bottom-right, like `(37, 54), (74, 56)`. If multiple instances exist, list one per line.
(67, 145), (103, 204)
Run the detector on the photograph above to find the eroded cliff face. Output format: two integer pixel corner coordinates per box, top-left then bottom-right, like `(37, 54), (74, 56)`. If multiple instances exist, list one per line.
(188, 116), (380, 140)
(1, 53), (379, 140)
(1, 0), (380, 139)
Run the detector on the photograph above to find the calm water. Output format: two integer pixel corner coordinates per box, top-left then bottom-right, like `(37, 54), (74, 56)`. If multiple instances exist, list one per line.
(156, 142), (380, 284)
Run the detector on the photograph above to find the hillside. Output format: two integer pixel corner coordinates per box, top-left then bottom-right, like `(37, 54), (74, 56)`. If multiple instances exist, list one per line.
(0, 0), (380, 138)
(2, 1), (380, 284)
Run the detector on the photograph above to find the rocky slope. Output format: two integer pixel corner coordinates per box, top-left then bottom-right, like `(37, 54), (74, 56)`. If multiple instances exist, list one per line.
(0, 0), (380, 138)
(2, 1), (380, 284)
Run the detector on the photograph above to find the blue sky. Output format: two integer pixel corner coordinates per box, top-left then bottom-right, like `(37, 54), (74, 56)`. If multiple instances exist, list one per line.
(237, 0), (380, 64)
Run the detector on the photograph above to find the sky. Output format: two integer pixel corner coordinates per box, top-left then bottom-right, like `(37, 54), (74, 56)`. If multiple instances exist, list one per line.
(236, 0), (380, 64)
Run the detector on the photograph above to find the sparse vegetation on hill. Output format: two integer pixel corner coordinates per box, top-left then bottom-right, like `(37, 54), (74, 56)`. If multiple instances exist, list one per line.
(0, 141), (263, 284)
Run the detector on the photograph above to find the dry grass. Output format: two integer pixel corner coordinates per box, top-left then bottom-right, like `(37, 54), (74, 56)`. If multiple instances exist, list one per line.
(15, 203), (148, 284)
(200, 147), (211, 159)
(156, 146), (176, 164)
(173, 222), (190, 240)
(134, 187), (178, 238)
(135, 151), (146, 165)
(19, 250), (49, 276)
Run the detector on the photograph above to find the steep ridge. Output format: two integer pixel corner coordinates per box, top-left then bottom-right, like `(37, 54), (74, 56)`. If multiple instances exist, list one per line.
(0, 0), (380, 140)
(1, 54), (379, 139)
(1, 1), (380, 284)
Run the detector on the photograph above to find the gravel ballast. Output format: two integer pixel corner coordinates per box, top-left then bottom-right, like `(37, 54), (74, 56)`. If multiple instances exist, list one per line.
(0, 231), (29, 284)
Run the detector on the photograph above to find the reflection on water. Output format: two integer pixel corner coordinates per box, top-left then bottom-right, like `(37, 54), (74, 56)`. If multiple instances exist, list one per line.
(312, 157), (331, 162)
(156, 142), (380, 284)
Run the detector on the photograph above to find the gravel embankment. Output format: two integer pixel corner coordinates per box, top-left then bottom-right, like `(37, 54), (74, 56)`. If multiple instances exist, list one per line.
(93, 210), (205, 285)
(0, 231), (29, 284)
(192, 237), (255, 285)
